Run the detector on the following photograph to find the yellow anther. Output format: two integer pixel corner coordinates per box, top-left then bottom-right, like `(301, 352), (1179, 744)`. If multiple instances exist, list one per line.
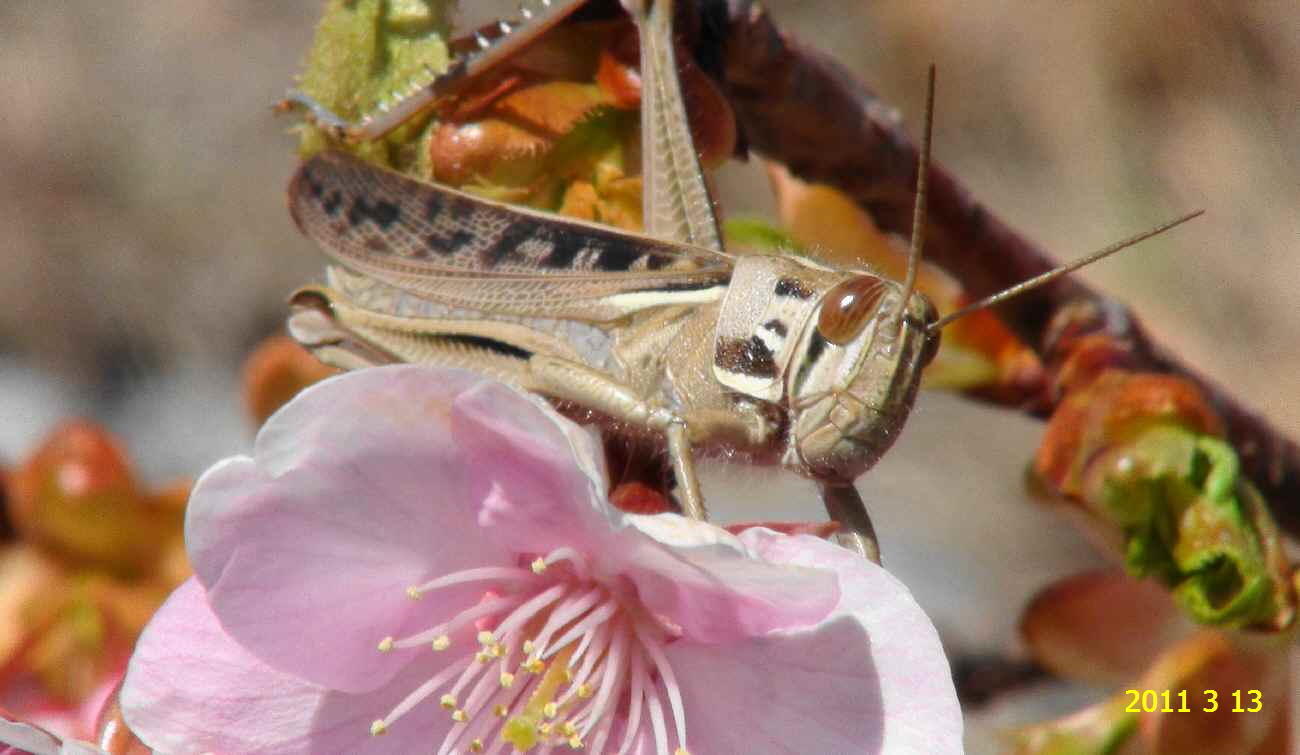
(577, 683), (594, 699)
(493, 704), (508, 718)
(469, 739), (484, 752)
(452, 709), (468, 723)
(522, 640), (536, 654)
(524, 657), (545, 674)
(538, 722), (553, 736)
(432, 635), (451, 651)
(477, 630), (496, 646)
(675, 748), (691, 755)
(405, 585), (422, 599)
(475, 651), (491, 663)
(376, 636), (394, 652)
(543, 702), (559, 719)
(531, 557), (547, 574)
(562, 667), (574, 683)
(500, 672), (516, 688)
(567, 734), (583, 749)
(369, 720), (388, 736)
(560, 722), (578, 738)
(489, 643), (504, 658)
(440, 694), (457, 710)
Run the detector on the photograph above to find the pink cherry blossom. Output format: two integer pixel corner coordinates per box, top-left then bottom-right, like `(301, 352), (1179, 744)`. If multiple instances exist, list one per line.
(118, 366), (961, 753)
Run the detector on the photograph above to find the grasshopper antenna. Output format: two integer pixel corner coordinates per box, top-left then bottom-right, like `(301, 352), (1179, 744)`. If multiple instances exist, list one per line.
(927, 209), (1204, 334)
(896, 65), (935, 324)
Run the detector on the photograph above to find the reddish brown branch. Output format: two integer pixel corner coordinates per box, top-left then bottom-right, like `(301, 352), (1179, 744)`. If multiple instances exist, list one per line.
(697, 0), (1300, 530)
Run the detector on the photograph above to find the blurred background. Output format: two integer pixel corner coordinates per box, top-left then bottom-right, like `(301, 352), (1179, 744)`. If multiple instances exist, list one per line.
(1, 1), (1296, 750)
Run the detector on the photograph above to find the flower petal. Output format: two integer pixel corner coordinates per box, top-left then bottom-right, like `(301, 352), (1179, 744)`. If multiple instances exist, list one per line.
(451, 380), (617, 553)
(738, 528), (963, 752)
(610, 514), (840, 643)
(187, 367), (514, 692)
(122, 579), (456, 755)
(0, 718), (66, 755)
(665, 616), (888, 753)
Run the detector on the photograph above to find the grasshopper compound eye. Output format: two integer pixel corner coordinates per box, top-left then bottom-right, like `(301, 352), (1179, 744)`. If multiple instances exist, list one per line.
(817, 275), (890, 345)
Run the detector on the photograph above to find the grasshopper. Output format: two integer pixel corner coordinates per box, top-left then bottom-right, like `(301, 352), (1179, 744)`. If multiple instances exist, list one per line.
(282, 0), (1198, 561)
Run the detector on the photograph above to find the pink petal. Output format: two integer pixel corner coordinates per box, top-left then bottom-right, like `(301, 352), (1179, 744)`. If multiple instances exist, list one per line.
(610, 515), (841, 643)
(187, 367), (514, 692)
(738, 528), (963, 752)
(451, 380), (618, 555)
(665, 616), (888, 753)
(122, 579), (456, 755)
(0, 718), (65, 755)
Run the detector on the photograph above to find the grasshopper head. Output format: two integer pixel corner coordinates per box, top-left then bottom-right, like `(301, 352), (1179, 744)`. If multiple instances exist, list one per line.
(786, 274), (940, 480)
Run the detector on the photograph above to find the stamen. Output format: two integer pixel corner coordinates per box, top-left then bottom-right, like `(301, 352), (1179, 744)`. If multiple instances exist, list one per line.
(576, 619), (630, 739)
(559, 618), (615, 706)
(375, 655), (474, 732)
(644, 651), (671, 755)
(614, 646), (646, 755)
(636, 620), (688, 750)
(372, 548), (689, 752)
(490, 583), (571, 644)
(545, 598), (618, 661)
(540, 546), (590, 579)
(407, 566), (537, 599)
(392, 593), (526, 650)
(529, 587), (605, 661)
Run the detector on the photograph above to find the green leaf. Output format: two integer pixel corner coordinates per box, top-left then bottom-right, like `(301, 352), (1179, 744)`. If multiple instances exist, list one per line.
(295, 0), (452, 169)
(1101, 426), (1283, 627)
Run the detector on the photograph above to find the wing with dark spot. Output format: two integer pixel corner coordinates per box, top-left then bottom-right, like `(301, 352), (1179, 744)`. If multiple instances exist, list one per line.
(289, 151), (733, 321)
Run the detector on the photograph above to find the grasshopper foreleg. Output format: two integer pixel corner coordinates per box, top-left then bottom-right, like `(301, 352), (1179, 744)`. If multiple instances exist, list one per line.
(528, 354), (707, 521)
(818, 481), (882, 564)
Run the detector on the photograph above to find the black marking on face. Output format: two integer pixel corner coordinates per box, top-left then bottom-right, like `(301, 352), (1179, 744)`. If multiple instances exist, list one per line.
(762, 318), (788, 337)
(794, 331), (829, 391)
(715, 336), (778, 379)
(775, 276), (815, 299)
(439, 334), (532, 361)
(322, 190), (344, 217)
(346, 197), (401, 229)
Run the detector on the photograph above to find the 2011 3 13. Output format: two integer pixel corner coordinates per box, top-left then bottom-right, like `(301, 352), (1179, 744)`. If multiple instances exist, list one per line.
(1124, 689), (1263, 713)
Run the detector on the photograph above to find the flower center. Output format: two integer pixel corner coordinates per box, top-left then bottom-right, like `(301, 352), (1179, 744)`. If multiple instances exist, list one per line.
(370, 547), (691, 754)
